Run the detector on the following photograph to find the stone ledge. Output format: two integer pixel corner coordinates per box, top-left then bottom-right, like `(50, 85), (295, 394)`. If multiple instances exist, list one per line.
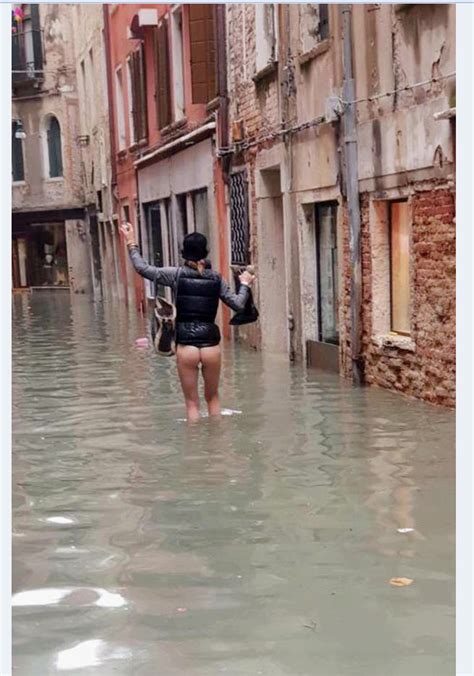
(372, 333), (416, 352)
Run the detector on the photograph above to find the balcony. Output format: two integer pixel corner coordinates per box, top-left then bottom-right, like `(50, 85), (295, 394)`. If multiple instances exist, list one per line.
(12, 29), (44, 94)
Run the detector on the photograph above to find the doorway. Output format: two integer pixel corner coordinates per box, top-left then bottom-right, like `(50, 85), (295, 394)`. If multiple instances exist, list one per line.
(258, 168), (288, 354)
(315, 203), (339, 345)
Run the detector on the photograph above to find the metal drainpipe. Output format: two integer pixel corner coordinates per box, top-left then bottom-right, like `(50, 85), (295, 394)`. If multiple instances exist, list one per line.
(103, 6), (117, 196)
(341, 4), (364, 386)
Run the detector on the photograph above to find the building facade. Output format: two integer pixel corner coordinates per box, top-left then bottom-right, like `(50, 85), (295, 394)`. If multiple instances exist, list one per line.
(225, 3), (455, 407)
(70, 4), (119, 304)
(106, 4), (231, 331)
(12, 4), (93, 295)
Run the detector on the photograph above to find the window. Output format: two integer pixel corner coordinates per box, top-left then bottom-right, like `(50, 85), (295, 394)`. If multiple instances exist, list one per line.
(129, 45), (148, 143)
(255, 4), (278, 73)
(154, 20), (172, 129)
(171, 6), (185, 120)
(12, 122), (25, 182)
(12, 4), (43, 83)
(300, 4), (329, 54)
(46, 116), (63, 178)
(79, 60), (87, 131)
(390, 201), (411, 334)
(88, 48), (96, 127)
(230, 172), (250, 265)
(114, 67), (126, 151)
(126, 57), (134, 143)
(189, 5), (217, 104)
(315, 203), (339, 345)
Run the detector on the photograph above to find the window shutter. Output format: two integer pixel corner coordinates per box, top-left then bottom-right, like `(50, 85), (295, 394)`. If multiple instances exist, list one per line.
(30, 4), (43, 73)
(154, 21), (171, 129)
(189, 4), (217, 104)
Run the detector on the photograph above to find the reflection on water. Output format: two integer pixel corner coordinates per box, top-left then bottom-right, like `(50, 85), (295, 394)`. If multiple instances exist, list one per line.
(12, 293), (455, 676)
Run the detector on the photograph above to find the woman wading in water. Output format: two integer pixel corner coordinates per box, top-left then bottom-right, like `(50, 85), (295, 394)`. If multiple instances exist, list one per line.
(120, 223), (255, 422)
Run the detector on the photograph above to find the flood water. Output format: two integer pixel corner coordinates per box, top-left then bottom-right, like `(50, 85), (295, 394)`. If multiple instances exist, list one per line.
(12, 293), (455, 676)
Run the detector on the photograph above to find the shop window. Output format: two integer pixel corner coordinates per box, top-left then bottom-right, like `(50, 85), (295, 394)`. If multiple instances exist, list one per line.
(300, 4), (329, 54)
(390, 201), (411, 334)
(315, 203), (339, 345)
(12, 121), (25, 182)
(189, 5), (217, 104)
(46, 115), (63, 178)
(154, 19), (172, 129)
(191, 189), (209, 245)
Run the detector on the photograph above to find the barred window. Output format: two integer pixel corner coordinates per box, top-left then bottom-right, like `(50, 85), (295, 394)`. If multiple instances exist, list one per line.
(229, 171), (250, 266)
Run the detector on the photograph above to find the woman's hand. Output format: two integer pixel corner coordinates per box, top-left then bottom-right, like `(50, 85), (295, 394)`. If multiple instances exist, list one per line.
(120, 222), (137, 247)
(239, 270), (255, 287)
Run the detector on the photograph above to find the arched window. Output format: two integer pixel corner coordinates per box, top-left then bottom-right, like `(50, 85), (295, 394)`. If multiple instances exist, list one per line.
(46, 115), (63, 178)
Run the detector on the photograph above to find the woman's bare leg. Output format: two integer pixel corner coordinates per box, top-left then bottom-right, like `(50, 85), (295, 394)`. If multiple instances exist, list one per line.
(176, 345), (201, 422)
(200, 345), (222, 417)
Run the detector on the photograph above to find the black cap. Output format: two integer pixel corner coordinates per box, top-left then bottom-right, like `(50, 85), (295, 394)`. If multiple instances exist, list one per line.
(181, 232), (208, 262)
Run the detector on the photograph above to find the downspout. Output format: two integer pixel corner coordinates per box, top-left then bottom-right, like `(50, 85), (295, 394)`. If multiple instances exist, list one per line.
(103, 6), (117, 196)
(215, 3), (231, 335)
(341, 5), (364, 385)
(216, 3), (229, 179)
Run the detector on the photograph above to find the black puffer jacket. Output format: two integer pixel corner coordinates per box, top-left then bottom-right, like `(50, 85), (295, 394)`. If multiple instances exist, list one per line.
(175, 272), (222, 347)
(127, 247), (251, 347)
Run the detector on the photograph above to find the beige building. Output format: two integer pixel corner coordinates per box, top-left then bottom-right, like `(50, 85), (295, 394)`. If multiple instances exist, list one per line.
(12, 3), (94, 294)
(226, 4), (455, 407)
(70, 4), (129, 304)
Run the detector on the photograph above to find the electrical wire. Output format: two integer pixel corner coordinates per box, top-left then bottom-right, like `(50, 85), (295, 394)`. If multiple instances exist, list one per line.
(339, 71), (456, 106)
(218, 70), (455, 157)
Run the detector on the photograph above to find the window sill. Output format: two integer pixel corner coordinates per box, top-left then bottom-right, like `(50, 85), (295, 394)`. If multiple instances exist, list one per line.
(372, 333), (416, 352)
(206, 96), (220, 113)
(12, 180), (27, 186)
(44, 177), (64, 183)
(160, 118), (188, 136)
(298, 39), (331, 66)
(253, 61), (278, 84)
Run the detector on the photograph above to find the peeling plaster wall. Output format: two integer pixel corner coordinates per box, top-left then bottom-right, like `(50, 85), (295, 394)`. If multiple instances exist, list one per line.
(71, 4), (113, 221)
(12, 4), (82, 212)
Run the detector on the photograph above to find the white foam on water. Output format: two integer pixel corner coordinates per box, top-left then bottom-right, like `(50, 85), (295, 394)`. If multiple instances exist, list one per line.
(12, 586), (127, 609)
(56, 639), (133, 671)
(46, 516), (74, 525)
(177, 408), (242, 422)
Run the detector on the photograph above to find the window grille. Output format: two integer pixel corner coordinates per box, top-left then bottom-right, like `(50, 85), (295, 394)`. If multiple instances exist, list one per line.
(229, 171), (250, 266)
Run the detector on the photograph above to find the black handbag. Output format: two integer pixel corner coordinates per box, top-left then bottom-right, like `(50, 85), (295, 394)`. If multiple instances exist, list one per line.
(230, 288), (259, 326)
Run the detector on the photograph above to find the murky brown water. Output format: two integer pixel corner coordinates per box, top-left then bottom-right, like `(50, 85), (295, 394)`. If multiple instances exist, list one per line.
(12, 293), (455, 676)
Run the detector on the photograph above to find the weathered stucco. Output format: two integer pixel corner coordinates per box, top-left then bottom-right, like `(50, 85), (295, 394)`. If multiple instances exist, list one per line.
(226, 3), (455, 405)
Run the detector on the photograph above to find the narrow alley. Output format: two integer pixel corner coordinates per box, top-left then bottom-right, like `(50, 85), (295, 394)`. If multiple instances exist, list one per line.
(12, 294), (455, 676)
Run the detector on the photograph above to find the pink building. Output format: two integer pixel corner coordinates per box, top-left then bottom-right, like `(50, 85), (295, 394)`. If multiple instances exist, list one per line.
(105, 4), (232, 333)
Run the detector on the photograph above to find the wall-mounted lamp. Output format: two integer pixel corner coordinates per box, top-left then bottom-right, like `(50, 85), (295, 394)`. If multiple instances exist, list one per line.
(14, 119), (26, 140)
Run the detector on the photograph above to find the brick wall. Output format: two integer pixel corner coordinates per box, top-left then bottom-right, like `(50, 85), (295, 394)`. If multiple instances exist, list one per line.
(226, 4), (281, 350)
(341, 184), (456, 407)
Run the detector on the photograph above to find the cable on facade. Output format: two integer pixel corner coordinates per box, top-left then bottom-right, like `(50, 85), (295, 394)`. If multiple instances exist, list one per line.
(339, 71), (456, 107)
(218, 70), (455, 157)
